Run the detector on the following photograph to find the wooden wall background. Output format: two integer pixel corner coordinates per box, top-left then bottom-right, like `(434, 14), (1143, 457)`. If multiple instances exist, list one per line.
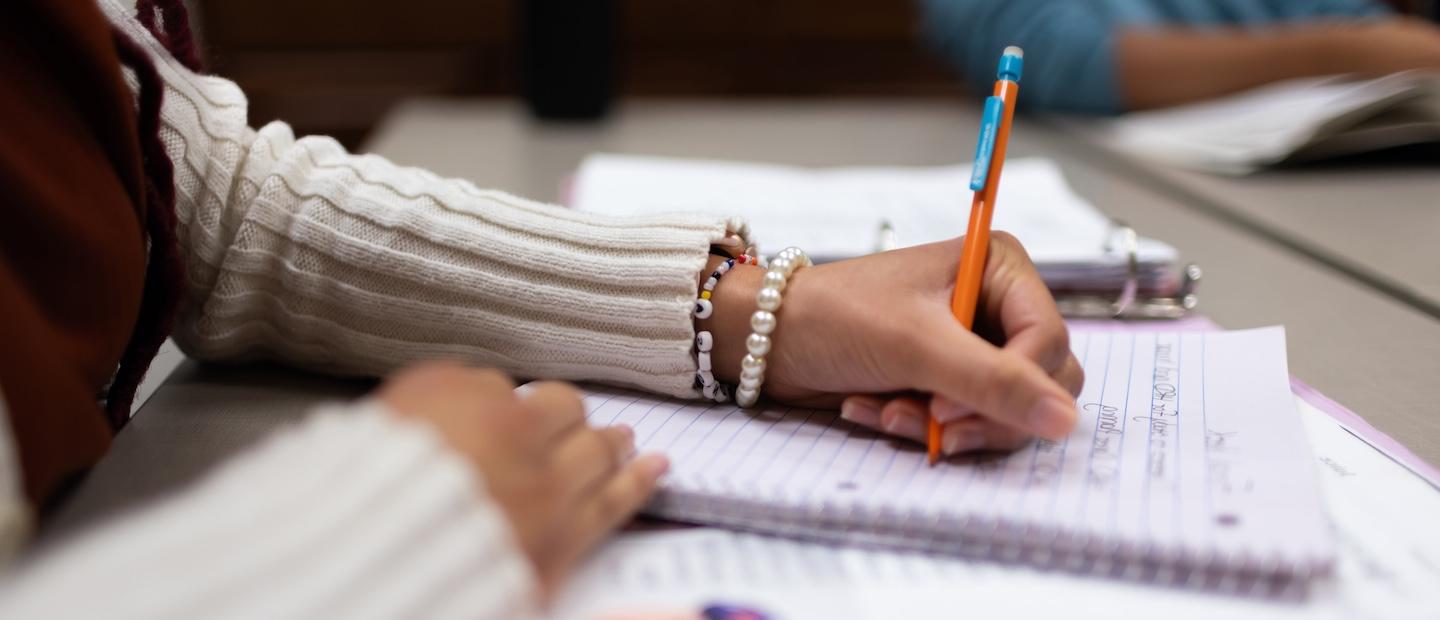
(192, 1), (962, 146)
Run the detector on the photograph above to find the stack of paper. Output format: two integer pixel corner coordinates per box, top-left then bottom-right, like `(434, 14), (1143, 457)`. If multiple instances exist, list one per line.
(570, 155), (1181, 296)
(1101, 73), (1440, 175)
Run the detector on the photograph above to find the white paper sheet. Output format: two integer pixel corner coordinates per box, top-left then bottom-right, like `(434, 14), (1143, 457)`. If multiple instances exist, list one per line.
(579, 328), (1332, 578)
(1101, 73), (1438, 174)
(571, 155), (1178, 274)
(551, 397), (1440, 620)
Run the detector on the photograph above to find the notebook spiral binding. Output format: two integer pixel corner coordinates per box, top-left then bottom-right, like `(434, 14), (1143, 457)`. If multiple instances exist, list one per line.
(650, 474), (1324, 599)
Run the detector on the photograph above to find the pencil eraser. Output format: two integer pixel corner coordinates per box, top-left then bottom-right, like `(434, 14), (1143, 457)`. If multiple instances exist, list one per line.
(997, 47), (1025, 81)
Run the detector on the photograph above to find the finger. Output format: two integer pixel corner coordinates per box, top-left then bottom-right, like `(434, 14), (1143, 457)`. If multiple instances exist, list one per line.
(916, 320), (1077, 440)
(940, 417), (1033, 455)
(548, 453), (669, 590)
(1055, 354), (1085, 397)
(878, 397), (930, 443)
(839, 395), (885, 429)
(937, 356), (1081, 413)
(1001, 310), (1072, 376)
(550, 425), (636, 500)
(982, 233), (1071, 374)
(930, 394), (975, 424)
(378, 363), (517, 417)
(517, 381), (588, 444)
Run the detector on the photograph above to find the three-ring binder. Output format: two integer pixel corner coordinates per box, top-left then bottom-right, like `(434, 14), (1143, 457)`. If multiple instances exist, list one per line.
(1054, 223), (1202, 320)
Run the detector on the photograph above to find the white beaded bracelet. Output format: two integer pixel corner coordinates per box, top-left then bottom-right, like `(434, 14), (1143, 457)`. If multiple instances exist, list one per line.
(736, 247), (811, 408)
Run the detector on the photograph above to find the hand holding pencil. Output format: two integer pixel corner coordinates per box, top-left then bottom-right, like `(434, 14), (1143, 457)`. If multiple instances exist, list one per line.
(693, 48), (1080, 460)
(929, 46), (1027, 464)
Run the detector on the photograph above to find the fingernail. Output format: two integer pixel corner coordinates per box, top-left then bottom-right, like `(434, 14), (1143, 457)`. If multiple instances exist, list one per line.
(840, 399), (880, 427)
(1027, 397), (1077, 438)
(639, 453), (670, 477)
(883, 409), (926, 438)
(942, 427), (986, 455)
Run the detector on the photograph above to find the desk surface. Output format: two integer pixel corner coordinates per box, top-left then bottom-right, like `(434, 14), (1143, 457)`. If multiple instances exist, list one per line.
(1058, 120), (1440, 318)
(43, 98), (1440, 542)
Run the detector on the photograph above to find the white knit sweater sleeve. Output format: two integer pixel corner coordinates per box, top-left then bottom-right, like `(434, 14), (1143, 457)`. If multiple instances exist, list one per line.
(103, 0), (745, 398)
(0, 401), (539, 620)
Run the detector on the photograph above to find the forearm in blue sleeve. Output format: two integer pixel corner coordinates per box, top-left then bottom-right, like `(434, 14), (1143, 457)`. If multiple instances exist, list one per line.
(918, 0), (1123, 114)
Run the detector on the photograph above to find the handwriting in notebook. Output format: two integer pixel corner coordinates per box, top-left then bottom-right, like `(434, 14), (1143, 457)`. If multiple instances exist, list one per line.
(581, 327), (1330, 572)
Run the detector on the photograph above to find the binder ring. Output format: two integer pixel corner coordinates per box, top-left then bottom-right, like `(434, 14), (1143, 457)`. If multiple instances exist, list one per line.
(1104, 222), (1141, 318)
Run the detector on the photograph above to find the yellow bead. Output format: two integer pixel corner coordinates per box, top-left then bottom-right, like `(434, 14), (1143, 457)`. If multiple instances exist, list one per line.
(700, 291), (711, 299)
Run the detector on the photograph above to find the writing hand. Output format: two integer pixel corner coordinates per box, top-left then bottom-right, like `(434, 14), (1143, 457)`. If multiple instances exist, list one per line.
(705, 233), (1082, 456)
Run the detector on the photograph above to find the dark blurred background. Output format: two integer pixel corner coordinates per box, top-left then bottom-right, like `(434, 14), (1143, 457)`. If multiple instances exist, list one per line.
(190, 1), (962, 147)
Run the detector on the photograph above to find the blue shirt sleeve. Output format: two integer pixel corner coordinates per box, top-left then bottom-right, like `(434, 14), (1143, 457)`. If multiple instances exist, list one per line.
(917, 0), (1394, 115)
(919, 0), (1126, 114)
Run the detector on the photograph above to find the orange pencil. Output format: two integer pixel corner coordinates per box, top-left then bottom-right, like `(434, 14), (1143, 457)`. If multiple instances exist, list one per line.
(929, 46), (1024, 465)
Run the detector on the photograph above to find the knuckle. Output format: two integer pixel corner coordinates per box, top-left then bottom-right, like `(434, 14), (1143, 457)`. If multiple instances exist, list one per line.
(990, 231), (1031, 261)
(385, 360), (462, 389)
(990, 230), (1021, 248)
(1042, 325), (1072, 370)
(593, 486), (628, 521)
(534, 382), (586, 416)
(471, 368), (517, 391)
(592, 431), (625, 471)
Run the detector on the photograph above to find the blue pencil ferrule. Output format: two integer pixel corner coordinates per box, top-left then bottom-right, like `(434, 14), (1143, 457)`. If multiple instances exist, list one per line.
(970, 96), (1003, 191)
(998, 53), (1024, 82)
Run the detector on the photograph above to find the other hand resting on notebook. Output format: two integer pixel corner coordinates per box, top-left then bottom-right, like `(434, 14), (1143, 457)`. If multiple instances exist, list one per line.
(379, 364), (668, 599)
(700, 232), (1084, 457)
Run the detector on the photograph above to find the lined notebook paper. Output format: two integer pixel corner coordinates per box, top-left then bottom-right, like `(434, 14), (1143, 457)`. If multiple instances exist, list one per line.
(581, 327), (1333, 583)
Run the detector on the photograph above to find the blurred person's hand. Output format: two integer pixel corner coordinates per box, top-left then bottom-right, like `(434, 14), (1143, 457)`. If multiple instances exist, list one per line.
(378, 364), (667, 598)
(704, 233), (1084, 457)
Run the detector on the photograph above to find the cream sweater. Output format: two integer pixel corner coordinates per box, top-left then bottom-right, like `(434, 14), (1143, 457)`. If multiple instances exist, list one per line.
(0, 0), (746, 616)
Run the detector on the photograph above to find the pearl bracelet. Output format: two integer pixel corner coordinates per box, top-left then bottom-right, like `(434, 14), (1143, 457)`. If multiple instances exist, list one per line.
(736, 246), (811, 408)
(693, 258), (737, 403)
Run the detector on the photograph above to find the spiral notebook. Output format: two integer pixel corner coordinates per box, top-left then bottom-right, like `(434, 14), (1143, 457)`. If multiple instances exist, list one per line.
(580, 327), (1333, 586)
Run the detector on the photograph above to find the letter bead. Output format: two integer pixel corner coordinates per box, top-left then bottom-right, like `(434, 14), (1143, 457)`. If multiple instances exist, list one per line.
(694, 298), (713, 319)
(696, 331), (714, 352)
